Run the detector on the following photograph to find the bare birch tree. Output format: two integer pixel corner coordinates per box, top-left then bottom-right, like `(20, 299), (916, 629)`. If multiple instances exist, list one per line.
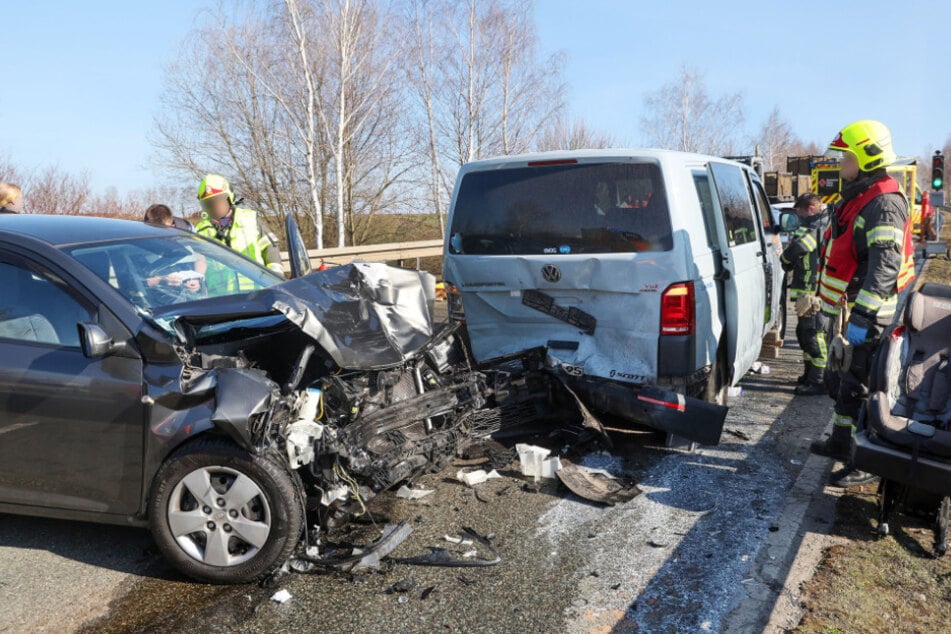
(404, 0), (564, 235)
(754, 107), (798, 171)
(536, 115), (616, 151)
(641, 66), (745, 155)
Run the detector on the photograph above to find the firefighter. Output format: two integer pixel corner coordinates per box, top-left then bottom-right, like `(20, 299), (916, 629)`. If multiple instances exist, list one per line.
(194, 174), (284, 281)
(781, 193), (830, 396)
(809, 120), (916, 487)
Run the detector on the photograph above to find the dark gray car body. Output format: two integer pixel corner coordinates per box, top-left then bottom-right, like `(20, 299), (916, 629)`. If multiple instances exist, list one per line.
(0, 215), (441, 528)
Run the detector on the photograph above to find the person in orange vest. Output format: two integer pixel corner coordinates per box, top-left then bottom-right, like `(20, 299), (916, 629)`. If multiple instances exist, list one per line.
(809, 120), (916, 487)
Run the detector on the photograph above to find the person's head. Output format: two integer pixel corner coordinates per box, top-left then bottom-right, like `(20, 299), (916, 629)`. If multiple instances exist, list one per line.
(143, 203), (174, 226)
(197, 174), (235, 220)
(0, 182), (23, 212)
(793, 193), (823, 218)
(827, 119), (896, 182)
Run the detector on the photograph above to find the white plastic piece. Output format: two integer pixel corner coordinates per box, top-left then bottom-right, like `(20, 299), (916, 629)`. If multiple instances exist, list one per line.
(727, 387), (743, 397)
(516, 444), (562, 481)
(285, 420), (325, 469)
(270, 589), (292, 604)
(444, 535), (474, 546)
(298, 387), (323, 422)
(396, 485), (434, 500)
(455, 469), (502, 487)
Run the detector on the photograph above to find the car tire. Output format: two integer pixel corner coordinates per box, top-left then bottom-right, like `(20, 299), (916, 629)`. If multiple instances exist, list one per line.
(148, 437), (303, 584)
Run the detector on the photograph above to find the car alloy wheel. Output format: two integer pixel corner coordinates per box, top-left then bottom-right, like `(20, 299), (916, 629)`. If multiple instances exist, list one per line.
(167, 465), (271, 567)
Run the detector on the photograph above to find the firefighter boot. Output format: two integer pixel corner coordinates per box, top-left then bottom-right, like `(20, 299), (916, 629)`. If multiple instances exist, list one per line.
(797, 362), (809, 385)
(795, 364), (826, 396)
(809, 421), (851, 460)
(830, 466), (880, 488)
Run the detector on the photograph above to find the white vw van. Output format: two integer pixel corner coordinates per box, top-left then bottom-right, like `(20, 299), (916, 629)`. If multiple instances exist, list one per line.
(443, 150), (785, 444)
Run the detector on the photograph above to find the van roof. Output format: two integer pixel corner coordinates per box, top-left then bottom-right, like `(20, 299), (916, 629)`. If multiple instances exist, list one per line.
(460, 148), (747, 171)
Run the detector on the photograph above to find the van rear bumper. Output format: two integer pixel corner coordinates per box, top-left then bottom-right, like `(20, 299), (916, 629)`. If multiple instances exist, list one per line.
(564, 376), (727, 446)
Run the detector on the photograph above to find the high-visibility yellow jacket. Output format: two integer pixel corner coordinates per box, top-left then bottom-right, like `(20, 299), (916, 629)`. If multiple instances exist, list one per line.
(196, 207), (284, 291)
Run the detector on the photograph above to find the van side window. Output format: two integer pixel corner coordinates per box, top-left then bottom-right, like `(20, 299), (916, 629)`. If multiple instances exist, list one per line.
(709, 163), (757, 247)
(749, 178), (774, 234)
(692, 170), (719, 248)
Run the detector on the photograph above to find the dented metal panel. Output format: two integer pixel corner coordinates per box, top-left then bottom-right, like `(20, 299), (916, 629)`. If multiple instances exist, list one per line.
(154, 262), (438, 370)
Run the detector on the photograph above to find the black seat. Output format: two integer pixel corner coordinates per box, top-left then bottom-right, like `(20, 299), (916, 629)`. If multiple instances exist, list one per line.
(865, 283), (951, 458)
(854, 283), (951, 497)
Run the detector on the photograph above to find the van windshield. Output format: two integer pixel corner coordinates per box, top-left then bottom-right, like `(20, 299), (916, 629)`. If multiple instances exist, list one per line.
(448, 162), (672, 255)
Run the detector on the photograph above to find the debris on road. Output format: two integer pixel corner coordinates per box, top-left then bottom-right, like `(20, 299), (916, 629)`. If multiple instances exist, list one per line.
(516, 443), (563, 481)
(395, 527), (502, 568)
(455, 468), (502, 487)
(289, 522), (413, 573)
(725, 428), (752, 441)
(396, 485), (434, 500)
(384, 578), (418, 595)
(270, 589), (292, 604)
(555, 459), (642, 505)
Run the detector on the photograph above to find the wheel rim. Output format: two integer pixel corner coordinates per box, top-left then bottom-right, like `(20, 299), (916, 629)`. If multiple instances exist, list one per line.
(167, 465), (272, 568)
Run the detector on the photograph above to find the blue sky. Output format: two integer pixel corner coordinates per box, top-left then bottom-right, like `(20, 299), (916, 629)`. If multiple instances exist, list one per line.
(2, 0), (949, 194)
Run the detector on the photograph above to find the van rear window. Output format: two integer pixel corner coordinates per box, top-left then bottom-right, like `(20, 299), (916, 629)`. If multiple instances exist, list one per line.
(448, 163), (672, 255)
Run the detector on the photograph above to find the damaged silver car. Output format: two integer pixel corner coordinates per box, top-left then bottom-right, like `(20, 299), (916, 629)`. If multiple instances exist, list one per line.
(0, 214), (576, 583)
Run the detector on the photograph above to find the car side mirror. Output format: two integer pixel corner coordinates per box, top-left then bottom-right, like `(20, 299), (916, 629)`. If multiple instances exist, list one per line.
(779, 212), (799, 233)
(79, 322), (125, 359)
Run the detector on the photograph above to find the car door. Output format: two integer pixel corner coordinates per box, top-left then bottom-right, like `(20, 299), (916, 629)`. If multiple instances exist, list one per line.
(747, 176), (785, 331)
(707, 162), (767, 384)
(0, 251), (145, 516)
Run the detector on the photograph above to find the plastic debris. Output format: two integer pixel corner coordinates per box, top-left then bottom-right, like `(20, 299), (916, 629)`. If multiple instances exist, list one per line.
(288, 521), (413, 573)
(444, 535), (474, 546)
(270, 589), (292, 604)
(395, 527), (502, 568)
(396, 485), (434, 500)
(515, 443), (563, 481)
(385, 578), (418, 594)
(555, 459), (642, 506)
(727, 387), (744, 397)
(455, 469), (502, 487)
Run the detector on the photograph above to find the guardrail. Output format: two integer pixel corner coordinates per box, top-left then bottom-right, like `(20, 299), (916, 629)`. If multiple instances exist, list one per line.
(281, 238), (444, 270)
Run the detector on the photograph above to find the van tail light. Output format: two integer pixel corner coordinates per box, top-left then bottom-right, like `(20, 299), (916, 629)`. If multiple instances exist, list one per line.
(446, 282), (466, 325)
(660, 282), (695, 335)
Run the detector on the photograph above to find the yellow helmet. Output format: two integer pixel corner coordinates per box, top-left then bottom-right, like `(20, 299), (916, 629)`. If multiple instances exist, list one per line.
(828, 119), (896, 172)
(197, 174), (235, 205)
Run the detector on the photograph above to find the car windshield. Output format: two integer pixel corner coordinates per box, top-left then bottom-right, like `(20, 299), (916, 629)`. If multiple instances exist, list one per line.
(448, 162), (673, 255)
(64, 233), (284, 318)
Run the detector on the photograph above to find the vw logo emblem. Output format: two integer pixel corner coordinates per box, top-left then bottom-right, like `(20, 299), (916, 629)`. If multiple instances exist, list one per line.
(541, 264), (561, 283)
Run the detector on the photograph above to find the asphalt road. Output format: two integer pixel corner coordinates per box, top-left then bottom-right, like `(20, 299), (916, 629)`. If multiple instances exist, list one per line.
(0, 312), (839, 634)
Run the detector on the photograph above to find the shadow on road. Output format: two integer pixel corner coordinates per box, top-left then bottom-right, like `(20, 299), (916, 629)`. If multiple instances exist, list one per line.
(0, 512), (174, 578)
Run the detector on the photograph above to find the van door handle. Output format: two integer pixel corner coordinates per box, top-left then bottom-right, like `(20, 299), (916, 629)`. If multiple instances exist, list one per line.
(714, 269), (731, 281)
(756, 251), (764, 257)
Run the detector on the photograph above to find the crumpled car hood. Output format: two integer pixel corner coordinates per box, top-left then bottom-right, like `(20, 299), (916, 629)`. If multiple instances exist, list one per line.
(152, 262), (437, 370)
